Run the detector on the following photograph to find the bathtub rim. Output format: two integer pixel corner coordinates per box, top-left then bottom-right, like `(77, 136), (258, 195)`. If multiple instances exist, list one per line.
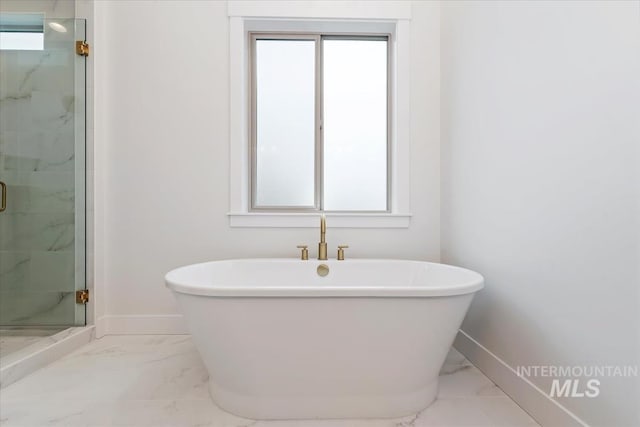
(165, 258), (484, 298)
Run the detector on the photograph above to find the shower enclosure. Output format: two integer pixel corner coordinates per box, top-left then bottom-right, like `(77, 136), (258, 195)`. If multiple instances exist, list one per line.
(0, 15), (87, 358)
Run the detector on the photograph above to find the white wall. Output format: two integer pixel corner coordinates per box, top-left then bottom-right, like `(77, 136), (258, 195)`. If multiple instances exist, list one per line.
(95, 1), (440, 326)
(441, 2), (640, 426)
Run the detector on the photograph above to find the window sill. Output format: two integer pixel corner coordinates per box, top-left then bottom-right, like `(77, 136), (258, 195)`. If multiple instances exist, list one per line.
(228, 212), (412, 228)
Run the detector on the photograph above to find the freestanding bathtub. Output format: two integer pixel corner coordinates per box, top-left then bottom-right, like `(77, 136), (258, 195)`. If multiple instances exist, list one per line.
(165, 259), (483, 420)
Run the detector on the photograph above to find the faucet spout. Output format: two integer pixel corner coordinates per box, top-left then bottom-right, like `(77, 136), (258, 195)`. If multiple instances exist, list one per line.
(318, 215), (328, 260)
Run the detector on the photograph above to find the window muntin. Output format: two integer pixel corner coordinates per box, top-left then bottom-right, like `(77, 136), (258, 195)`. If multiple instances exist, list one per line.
(250, 33), (389, 212)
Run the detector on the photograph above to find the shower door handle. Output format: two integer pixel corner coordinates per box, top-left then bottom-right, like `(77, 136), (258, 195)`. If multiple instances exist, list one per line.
(0, 181), (6, 212)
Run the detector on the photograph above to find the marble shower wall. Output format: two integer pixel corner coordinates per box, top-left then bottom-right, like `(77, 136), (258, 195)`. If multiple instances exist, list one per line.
(0, 1), (76, 18)
(0, 20), (80, 326)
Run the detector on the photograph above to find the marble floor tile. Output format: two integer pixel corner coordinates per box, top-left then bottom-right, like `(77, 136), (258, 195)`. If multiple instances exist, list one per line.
(438, 365), (506, 398)
(0, 336), (540, 427)
(1, 336), (207, 402)
(411, 398), (540, 427)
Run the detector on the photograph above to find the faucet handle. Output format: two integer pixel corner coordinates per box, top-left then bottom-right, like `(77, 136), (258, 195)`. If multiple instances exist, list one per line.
(297, 245), (309, 260)
(337, 245), (349, 261)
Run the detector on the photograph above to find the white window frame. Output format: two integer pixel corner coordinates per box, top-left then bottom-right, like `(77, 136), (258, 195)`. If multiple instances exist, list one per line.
(228, 1), (412, 228)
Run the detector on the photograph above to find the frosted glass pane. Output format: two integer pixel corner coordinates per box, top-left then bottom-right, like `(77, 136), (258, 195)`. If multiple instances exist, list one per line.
(0, 32), (44, 50)
(323, 39), (387, 211)
(255, 39), (316, 207)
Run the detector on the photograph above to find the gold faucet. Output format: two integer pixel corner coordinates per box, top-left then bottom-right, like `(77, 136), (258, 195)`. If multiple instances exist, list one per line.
(318, 215), (328, 260)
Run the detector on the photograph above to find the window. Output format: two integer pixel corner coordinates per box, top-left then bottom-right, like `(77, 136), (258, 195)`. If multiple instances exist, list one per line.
(227, 3), (412, 228)
(0, 13), (44, 51)
(251, 33), (389, 212)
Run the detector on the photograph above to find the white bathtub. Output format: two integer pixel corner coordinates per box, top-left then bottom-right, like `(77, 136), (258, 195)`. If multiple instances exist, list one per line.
(165, 259), (483, 420)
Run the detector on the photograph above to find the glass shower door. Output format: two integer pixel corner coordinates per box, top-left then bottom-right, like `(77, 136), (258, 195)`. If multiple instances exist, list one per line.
(0, 16), (86, 337)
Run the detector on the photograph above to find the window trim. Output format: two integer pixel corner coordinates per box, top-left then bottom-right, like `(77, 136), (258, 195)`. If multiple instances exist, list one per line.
(250, 32), (392, 213)
(227, 2), (412, 228)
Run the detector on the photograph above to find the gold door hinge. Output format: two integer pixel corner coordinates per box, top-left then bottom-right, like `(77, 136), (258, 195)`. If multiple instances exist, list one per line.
(76, 289), (89, 304)
(76, 40), (89, 57)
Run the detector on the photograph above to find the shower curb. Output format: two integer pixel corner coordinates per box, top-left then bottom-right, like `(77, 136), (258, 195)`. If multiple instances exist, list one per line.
(0, 326), (94, 389)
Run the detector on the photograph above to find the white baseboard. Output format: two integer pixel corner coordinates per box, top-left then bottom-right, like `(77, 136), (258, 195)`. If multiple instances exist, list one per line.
(454, 330), (588, 427)
(1, 326), (95, 389)
(98, 314), (188, 335)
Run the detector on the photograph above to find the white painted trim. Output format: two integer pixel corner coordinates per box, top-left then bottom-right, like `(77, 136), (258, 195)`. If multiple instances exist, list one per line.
(392, 18), (411, 214)
(229, 15), (249, 215)
(454, 330), (589, 427)
(228, 1), (412, 20)
(0, 326), (95, 389)
(228, 212), (411, 228)
(228, 12), (412, 227)
(100, 315), (188, 335)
